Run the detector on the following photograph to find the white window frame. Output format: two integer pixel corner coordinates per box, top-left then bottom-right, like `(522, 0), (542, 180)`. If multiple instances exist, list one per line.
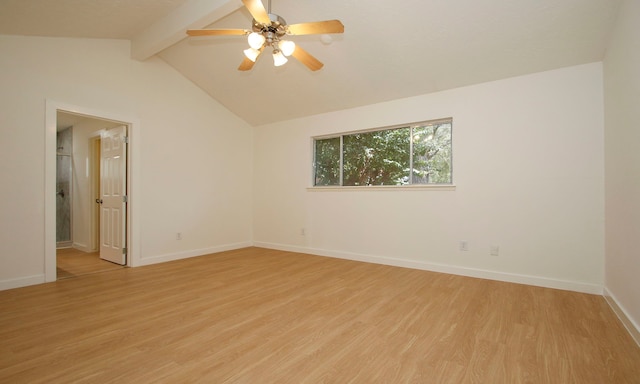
(310, 118), (454, 190)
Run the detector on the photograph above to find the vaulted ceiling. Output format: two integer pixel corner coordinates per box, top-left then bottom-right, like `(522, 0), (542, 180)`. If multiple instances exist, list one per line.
(0, 0), (622, 126)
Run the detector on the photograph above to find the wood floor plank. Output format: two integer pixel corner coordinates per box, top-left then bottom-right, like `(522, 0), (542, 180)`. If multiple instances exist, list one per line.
(1, 247), (639, 383)
(55, 248), (124, 279)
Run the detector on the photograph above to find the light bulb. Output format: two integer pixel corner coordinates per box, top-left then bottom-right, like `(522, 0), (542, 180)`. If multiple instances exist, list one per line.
(278, 40), (296, 57)
(243, 48), (260, 62)
(247, 32), (265, 49)
(272, 50), (288, 66)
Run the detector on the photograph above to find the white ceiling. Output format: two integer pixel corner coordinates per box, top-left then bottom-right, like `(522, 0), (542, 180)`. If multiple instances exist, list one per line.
(56, 111), (122, 132)
(0, 0), (190, 39)
(0, 0), (622, 126)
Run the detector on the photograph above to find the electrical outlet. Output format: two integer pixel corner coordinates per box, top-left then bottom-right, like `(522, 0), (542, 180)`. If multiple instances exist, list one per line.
(459, 241), (469, 251)
(176, 232), (182, 240)
(490, 245), (499, 256)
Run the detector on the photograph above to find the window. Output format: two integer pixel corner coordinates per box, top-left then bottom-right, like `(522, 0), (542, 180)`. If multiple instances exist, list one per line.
(313, 118), (452, 186)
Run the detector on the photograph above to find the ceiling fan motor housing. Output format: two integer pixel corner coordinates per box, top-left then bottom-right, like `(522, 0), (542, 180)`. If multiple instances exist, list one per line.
(252, 13), (288, 42)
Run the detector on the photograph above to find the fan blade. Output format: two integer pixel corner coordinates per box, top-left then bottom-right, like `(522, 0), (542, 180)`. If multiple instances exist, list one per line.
(238, 57), (256, 71)
(187, 29), (248, 36)
(238, 47), (264, 71)
(287, 20), (344, 35)
(242, 0), (271, 25)
(291, 45), (324, 71)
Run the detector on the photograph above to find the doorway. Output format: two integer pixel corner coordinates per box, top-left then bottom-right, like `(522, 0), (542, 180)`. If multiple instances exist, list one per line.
(45, 101), (138, 282)
(55, 112), (128, 277)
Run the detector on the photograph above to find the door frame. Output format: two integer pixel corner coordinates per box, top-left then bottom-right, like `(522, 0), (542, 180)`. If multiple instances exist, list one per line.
(45, 100), (140, 282)
(89, 134), (102, 253)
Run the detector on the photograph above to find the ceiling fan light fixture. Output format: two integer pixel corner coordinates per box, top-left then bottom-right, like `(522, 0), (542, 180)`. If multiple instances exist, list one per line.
(244, 47), (260, 62)
(186, 0), (344, 71)
(272, 49), (288, 66)
(247, 32), (265, 49)
(278, 40), (296, 56)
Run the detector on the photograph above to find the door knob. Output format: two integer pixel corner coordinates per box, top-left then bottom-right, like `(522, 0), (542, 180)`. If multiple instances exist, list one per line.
(96, 199), (103, 204)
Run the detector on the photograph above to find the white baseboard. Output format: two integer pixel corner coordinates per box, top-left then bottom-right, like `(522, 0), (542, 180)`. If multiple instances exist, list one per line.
(604, 288), (640, 347)
(137, 242), (253, 266)
(253, 242), (604, 295)
(72, 242), (94, 253)
(0, 275), (45, 291)
(0, 241), (605, 299)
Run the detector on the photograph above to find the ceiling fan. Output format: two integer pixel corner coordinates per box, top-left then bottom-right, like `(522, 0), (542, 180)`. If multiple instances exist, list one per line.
(186, 0), (344, 71)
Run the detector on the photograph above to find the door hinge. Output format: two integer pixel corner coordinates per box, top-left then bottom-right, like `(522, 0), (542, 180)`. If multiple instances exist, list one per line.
(122, 247), (127, 255)
(123, 136), (129, 144)
(123, 195), (128, 203)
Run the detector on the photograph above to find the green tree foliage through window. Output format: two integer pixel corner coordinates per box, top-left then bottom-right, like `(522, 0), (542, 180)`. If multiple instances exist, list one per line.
(314, 137), (340, 186)
(412, 123), (452, 184)
(314, 119), (452, 186)
(343, 128), (410, 185)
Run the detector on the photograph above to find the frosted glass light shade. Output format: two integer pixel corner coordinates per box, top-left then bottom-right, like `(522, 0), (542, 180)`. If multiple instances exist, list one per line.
(247, 32), (265, 49)
(272, 50), (288, 66)
(243, 48), (260, 62)
(278, 40), (296, 56)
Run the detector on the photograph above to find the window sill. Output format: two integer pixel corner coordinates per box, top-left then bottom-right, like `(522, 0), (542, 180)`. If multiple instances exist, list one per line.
(307, 185), (456, 192)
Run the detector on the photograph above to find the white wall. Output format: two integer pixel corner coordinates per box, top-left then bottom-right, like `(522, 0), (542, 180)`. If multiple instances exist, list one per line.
(254, 63), (605, 293)
(0, 35), (253, 289)
(603, 0), (640, 341)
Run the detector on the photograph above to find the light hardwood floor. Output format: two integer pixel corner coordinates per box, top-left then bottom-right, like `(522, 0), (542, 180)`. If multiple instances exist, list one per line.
(56, 248), (124, 279)
(1, 247), (639, 383)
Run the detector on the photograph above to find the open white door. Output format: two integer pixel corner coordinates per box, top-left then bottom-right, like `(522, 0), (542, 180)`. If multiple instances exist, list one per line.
(99, 125), (127, 265)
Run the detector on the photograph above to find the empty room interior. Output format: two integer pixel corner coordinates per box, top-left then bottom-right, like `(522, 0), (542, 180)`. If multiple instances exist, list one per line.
(1, 0), (639, 382)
